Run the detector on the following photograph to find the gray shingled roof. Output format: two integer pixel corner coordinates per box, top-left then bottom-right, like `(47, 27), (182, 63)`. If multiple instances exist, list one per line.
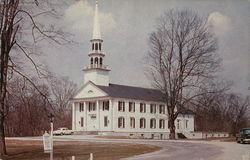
(96, 83), (164, 102)
(96, 83), (194, 115)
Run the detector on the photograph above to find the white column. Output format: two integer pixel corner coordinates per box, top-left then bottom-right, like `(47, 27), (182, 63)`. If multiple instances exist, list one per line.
(109, 99), (113, 131)
(182, 116), (185, 132)
(112, 99), (116, 131)
(97, 100), (100, 130)
(72, 102), (76, 131)
(84, 101), (87, 131)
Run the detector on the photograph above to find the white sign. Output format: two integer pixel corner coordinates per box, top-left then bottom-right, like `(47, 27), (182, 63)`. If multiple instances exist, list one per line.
(43, 131), (52, 152)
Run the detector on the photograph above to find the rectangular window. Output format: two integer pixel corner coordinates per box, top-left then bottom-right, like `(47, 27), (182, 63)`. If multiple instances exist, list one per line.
(140, 103), (146, 113)
(104, 116), (108, 127)
(185, 120), (188, 129)
(129, 102), (135, 112)
(118, 117), (125, 128)
(118, 101), (125, 112)
(150, 104), (156, 113)
(79, 103), (84, 112)
(177, 119), (180, 129)
(103, 101), (109, 111)
(159, 119), (165, 129)
(159, 105), (165, 114)
(150, 119), (156, 129)
(89, 102), (96, 111)
(81, 117), (84, 127)
(140, 118), (146, 128)
(130, 117), (135, 128)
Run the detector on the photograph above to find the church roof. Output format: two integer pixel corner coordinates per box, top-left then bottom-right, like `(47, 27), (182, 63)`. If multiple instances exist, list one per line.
(96, 83), (164, 102)
(96, 83), (194, 114)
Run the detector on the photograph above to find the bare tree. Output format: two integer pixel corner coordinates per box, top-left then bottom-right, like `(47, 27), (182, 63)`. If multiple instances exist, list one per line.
(195, 91), (249, 135)
(0, 0), (68, 155)
(5, 76), (51, 136)
(47, 75), (77, 129)
(147, 10), (221, 139)
(194, 80), (231, 131)
(4, 74), (77, 137)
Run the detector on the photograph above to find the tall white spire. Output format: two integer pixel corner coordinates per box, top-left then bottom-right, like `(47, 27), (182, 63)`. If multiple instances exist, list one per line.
(92, 1), (101, 39)
(83, 0), (110, 86)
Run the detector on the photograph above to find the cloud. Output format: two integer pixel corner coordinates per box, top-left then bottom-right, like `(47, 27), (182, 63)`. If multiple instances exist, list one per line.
(208, 12), (232, 35)
(64, 0), (116, 37)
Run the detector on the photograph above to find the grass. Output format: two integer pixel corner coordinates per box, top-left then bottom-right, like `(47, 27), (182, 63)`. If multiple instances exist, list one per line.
(1, 139), (161, 160)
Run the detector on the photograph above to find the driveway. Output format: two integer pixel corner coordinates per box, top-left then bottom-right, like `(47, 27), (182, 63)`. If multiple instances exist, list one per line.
(8, 135), (250, 160)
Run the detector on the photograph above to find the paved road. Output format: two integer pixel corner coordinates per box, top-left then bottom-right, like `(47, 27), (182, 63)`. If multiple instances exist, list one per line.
(8, 135), (250, 160)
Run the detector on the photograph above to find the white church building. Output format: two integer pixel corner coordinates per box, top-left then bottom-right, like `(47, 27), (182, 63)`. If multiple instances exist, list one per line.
(71, 1), (194, 139)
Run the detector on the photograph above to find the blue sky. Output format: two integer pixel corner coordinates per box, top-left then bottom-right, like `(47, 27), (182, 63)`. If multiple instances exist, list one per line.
(42, 0), (250, 95)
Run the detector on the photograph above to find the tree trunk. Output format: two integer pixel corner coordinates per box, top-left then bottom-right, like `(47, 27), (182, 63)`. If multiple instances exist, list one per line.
(0, 112), (6, 156)
(169, 118), (176, 139)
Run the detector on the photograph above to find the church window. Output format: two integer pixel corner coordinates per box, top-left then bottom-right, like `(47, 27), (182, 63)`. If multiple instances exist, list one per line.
(99, 43), (101, 50)
(140, 118), (146, 128)
(103, 101), (109, 111)
(129, 102), (135, 112)
(81, 117), (84, 127)
(79, 103), (84, 112)
(159, 105), (165, 114)
(150, 118), (156, 129)
(100, 57), (103, 66)
(94, 43), (98, 50)
(118, 117), (125, 128)
(177, 119), (181, 129)
(159, 119), (165, 129)
(140, 103), (146, 113)
(91, 58), (93, 64)
(92, 43), (94, 50)
(118, 101), (125, 112)
(89, 102), (96, 111)
(94, 57), (98, 64)
(150, 104), (156, 113)
(104, 116), (108, 127)
(185, 120), (188, 129)
(130, 117), (135, 128)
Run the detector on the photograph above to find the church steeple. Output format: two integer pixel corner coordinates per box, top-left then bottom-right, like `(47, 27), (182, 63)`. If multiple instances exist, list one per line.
(92, 1), (101, 40)
(83, 0), (110, 86)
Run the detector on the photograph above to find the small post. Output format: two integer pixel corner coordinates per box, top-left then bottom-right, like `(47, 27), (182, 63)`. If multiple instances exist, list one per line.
(89, 153), (93, 160)
(50, 121), (53, 150)
(48, 113), (54, 151)
(72, 156), (75, 160)
(50, 150), (53, 160)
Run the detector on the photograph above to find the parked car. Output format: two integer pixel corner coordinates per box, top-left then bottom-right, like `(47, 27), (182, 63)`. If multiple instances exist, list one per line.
(53, 127), (73, 135)
(236, 128), (250, 144)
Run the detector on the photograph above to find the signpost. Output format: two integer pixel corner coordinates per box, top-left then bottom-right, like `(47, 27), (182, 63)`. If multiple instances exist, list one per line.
(43, 113), (54, 160)
(43, 131), (52, 152)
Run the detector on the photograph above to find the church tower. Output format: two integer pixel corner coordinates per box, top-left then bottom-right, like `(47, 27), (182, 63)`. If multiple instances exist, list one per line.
(83, 1), (110, 86)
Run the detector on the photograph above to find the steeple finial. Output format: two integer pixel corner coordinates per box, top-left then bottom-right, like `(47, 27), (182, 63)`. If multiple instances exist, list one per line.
(92, 0), (101, 39)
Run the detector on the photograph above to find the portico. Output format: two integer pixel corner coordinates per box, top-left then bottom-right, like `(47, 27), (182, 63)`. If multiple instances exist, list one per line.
(72, 97), (114, 132)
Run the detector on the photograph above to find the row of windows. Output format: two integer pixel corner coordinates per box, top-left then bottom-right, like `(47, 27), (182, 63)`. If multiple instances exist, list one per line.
(90, 57), (103, 67)
(92, 42), (101, 51)
(118, 101), (166, 114)
(79, 116), (188, 130)
(79, 101), (166, 114)
(78, 101), (109, 112)
(118, 117), (166, 129)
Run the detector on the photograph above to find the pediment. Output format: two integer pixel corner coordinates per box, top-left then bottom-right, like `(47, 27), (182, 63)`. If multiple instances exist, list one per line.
(73, 81), (108, 99)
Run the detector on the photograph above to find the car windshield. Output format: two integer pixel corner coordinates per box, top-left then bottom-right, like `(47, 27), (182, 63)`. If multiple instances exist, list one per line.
(244, 129), (250, 134)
